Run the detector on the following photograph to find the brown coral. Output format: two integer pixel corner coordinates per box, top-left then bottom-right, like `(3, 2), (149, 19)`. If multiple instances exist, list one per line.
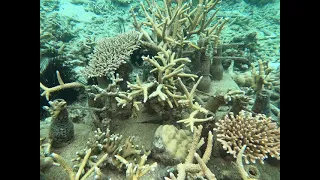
(213, 110), (280, 164)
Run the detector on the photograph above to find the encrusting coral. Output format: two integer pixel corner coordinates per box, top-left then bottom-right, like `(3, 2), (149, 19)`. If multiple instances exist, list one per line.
(153, 125), (193, 163)
(213, 110), (280, 164)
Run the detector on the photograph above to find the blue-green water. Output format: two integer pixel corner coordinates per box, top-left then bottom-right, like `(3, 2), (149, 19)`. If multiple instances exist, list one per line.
(40, 0), (280, 179)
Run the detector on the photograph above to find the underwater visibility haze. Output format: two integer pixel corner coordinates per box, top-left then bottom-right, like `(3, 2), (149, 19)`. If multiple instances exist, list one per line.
(40, 0), (280, 179)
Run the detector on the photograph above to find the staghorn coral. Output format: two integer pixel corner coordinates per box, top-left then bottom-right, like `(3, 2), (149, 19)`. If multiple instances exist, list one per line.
(82, 31), (140, 78)
(213, 110), (280, 164)
(115, 45), (213, 131)
(86, 73), (134, 128)
(115, 153), (158, 180)
(250, 60), (273, 92)
(40, 70), (84, 101)
(131, 0), (227, 51)
(51, 148), (109, 180)
(227, 60), (273, 92)
(165, 125), (216, 180)
(233, 145), (259, 180)
(114, 42), (212, 125)
(71, 127), (146, 174)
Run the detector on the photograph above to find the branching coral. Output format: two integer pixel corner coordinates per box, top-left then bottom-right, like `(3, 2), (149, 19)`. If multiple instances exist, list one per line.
(115, 42), (213, 132)
(71, 127), (146, 176)
(165, 125), (216, 180)
(115, 42), (198, 109)
(115, 153), (158, 180)
(234, 145), (259, 180)
(250, 60), (273, 92)
(51, 148), (109, 180)
(227, 60), (274, 92)
(40, 70), (84, 101)
(132, 0), (227, 51)
(213, 110), (280, 164)
(176, 76), (216, 131)
(82, 31), (140, 78)
(87, 73), (140, 121)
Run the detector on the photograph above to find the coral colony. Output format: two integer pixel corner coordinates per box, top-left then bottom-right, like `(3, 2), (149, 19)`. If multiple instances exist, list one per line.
(40, 0), (279, 179)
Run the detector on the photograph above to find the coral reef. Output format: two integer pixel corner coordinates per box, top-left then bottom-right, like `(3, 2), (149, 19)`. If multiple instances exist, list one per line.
(113, 42), (213, 132)
(40, 0), (280, 179)
(213, 110), (280, 164)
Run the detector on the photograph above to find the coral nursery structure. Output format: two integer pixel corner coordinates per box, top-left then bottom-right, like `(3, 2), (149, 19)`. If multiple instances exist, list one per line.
(40, 0), (280, 179)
